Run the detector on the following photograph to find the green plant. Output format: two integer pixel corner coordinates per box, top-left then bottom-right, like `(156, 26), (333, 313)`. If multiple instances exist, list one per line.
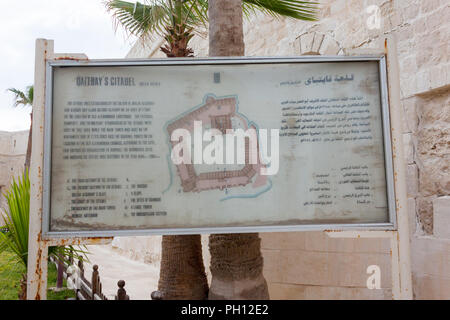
(0, 170), (87, 299)
(0, 248), (75, 300)
(7, 86), (33, 107)
(0, 170), (30, 266)
(7, 86), (34, 169)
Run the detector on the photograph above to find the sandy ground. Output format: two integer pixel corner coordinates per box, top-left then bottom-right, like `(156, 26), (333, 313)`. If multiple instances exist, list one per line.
(82, 244), (159, 300)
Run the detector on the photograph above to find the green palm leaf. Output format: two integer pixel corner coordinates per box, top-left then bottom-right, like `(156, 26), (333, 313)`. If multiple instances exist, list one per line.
(0, 170), (30, 266)
(243, 0), (319, 21)
(0, 170), (89, 268)
(106, 0), (172, 38)
(106, 0), (319, 40)
(7, 86), (33, 107)
(107, 0), (210, 38)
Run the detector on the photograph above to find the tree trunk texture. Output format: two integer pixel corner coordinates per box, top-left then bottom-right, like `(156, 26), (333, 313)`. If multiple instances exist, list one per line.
(24, 112), (32, 170)
(19, 273), (27, 300)
(209, 0), (244, 57)
(208, 233), (269, 299)
(208, 0), (269, 300)
(158, 234), (209, 299)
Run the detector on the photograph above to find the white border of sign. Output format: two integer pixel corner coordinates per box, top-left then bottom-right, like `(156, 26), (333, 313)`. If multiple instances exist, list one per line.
(42, 56), (397, 238)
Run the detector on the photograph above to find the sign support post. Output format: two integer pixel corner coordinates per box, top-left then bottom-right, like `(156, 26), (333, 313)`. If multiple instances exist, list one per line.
(27, 39), (112, 300)
(326, 35), (413, 300)
(384, 34), (413, 300)
(27, 38), (52, 300)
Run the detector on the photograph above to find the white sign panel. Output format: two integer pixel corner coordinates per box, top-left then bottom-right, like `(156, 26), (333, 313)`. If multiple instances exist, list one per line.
(43, 57), (396, 237)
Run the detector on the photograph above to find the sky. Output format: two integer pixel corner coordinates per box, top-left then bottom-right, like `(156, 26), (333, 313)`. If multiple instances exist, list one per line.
(0, 0), (137, 132)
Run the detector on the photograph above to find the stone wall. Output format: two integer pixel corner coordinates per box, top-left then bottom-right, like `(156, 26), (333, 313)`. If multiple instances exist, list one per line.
(124, 0), (449, 299)
(408, 90), (450, 299)
(0, 130), (28, 211)
(111, 235), (162, 264)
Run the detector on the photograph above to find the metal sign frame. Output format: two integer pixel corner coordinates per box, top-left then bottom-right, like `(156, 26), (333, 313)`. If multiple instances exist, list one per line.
(42, 56), (397, 238)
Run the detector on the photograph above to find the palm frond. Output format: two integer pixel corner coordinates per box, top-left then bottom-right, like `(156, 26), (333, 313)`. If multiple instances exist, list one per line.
(0, 170), (89, 268)
(182, 0), (209, 29)
(0, 170), (30, 266)
(26, 85), (33, 105)
(106, 0), (170, 38)
(106, 1), (209, 38)
(243, 0), (320, 21)
(49, 245), (90, 264)
(106, 0), (319, 41)
(7, 87), (33, 107)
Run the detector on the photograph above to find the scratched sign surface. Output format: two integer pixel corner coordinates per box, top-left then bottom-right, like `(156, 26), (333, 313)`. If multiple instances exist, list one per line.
(46, 59), (394, 234)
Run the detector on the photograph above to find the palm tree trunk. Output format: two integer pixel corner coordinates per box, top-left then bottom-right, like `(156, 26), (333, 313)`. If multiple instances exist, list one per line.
(208, 0), (269, 300)
(157, 15), (208, 299)
(208, 233), (269, 299)
(209, 0), (244, 56)
(158, 235), (208, 299)
(24, 112), (32, 170)
(19, 273), (27, 300)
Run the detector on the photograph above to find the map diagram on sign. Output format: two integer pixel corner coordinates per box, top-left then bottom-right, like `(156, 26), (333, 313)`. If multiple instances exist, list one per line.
(164, 94), (272, 201)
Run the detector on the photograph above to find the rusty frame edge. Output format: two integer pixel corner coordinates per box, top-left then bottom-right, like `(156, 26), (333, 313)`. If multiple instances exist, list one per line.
(27, 39), (107, 299)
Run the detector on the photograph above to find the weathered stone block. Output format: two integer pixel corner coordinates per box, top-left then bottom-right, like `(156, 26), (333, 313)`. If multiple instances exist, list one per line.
(267, 282), (307, 300)
(416, 197), (434, 234)
(399, 55), (417, 78)
(277, 250), (391, 288)
(407, 197), (417, 236)
(389, 11), (403, 29)
(268, 283), (390, 300)
(304, 231), (330, 252)
(413, 275), (450, 299)
(401, 97), (419, 133)
(353, 238), (391, 254)
(429, 65), (447, 91)
(311, 33), (324, 53)
(261, 249), (283, 283)
(420, 0), (441, 14)
(299, 32), (315, 55)
(412, 236), (450, 278)
(330, 0), (346, 15)
(318, 35), (341, 55)
(396, 25), (414, 43)
(333, 251), (391, 288)
(293, 37), (301, 54)
(278, 250), (330, 286)
(411, 236), (450, 299)
(261, 232), (306, 250)
(413, 16), (427, 35)
(433, 196), (450, 239)
(416, 93), (450, 196)
(407, 164), (419, 197)
(402, 3), (420, 20)
(403, 133), (415, 164)
(416, 70), (432, 93)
